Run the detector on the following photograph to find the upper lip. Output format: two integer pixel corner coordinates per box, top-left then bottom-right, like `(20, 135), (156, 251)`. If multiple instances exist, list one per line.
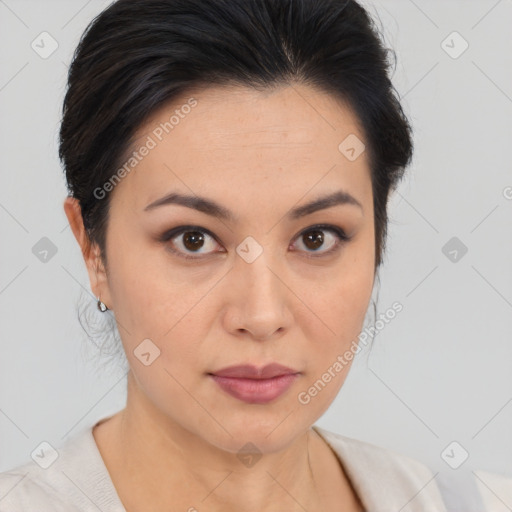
(210, 363), (299, 379)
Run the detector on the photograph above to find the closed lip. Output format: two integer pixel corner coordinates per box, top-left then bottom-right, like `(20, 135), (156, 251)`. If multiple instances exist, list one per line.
(209, 363), (300, 379)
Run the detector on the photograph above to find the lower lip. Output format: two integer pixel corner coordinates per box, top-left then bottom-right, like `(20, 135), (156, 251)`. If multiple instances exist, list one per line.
(209, 373), (299, 404)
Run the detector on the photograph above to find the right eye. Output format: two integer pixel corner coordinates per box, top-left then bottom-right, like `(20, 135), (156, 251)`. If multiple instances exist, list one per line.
(159, 225), (224, 260)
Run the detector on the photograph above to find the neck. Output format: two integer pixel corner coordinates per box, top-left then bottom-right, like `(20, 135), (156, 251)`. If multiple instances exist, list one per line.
(96, 372), (337, 512)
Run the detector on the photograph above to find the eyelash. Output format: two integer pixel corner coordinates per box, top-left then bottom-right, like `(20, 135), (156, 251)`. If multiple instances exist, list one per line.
(158, 224), (351, 261)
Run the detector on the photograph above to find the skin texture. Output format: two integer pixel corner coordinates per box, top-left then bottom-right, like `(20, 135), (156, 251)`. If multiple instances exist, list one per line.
(64, 83), (375, 511)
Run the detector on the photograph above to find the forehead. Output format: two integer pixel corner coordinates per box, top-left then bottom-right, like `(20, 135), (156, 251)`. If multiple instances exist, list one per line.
(110, 83), (371, 211)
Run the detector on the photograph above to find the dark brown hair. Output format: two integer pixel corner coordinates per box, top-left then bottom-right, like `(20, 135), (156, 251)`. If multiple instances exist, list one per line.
(60, 0), (413, 273)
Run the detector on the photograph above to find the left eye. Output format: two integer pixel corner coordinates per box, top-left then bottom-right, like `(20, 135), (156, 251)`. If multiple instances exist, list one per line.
(160, 224), (349, 260)
(291, 225), (348, 258)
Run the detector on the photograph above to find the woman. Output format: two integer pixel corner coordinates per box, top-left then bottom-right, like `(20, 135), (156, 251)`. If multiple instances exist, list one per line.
(0, 0), (509, 510)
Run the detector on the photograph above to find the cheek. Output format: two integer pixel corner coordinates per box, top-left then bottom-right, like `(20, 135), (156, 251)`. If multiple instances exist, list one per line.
(297, 266), (374, 416)
(318, 235), (374, 319)
(303, 237), (375, 369)
(106, 234), (217, 370)
(336, 257), (374, 329)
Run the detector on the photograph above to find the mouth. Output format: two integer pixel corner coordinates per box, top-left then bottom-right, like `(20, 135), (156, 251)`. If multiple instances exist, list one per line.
(208, 363), (301, 404)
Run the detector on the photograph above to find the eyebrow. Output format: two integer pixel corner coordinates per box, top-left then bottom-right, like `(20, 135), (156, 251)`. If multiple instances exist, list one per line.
(144, 189), (363, 221)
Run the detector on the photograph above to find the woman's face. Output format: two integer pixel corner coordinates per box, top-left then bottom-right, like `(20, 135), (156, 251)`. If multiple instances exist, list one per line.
(93, 84), (375, 453)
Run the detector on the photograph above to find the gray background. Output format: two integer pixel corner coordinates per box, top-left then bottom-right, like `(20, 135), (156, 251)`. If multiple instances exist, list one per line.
(1, 0), (511, 484)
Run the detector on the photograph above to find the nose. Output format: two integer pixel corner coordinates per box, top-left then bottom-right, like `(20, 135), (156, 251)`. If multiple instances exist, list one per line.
(222, 248), (294, 342)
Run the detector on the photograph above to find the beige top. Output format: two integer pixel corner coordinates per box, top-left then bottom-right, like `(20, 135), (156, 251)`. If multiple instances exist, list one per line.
(0, 414), (511, 511)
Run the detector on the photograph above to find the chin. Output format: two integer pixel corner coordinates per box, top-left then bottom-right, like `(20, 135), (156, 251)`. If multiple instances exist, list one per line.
(211, 415), (309, 454)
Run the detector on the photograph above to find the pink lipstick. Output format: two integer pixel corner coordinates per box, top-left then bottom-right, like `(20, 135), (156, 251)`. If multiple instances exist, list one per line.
(209, 363), (300, 404)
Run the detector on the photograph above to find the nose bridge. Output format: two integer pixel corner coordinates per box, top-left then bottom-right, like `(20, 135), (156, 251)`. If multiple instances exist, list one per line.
(236, 237), (282, 301)
(228, 235), (291, 338)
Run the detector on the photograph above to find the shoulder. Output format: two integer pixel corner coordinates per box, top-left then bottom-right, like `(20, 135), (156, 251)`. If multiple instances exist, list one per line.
(0, 426), (125, 512)
(472, 468), (512, 510)
(312, 426), (512, 512)
(313, 425), (432, 477)
(312, 425), (446, 511)
(0, 459), (79, 511)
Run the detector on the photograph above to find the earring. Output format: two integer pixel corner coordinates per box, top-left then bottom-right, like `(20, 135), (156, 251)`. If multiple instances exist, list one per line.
(97, 295), (109, 312)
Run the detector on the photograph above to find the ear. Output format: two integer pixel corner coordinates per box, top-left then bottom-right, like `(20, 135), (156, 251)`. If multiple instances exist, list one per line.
(63, 196), (113, 310)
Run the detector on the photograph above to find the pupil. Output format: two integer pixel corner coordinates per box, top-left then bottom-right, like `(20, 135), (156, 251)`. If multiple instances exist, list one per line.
(183, 231), (204, 251)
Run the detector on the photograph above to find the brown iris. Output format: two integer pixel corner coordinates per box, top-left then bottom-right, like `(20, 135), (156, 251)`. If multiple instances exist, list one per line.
(182, 231), (205, 251)
(303, 229), (324, 250)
